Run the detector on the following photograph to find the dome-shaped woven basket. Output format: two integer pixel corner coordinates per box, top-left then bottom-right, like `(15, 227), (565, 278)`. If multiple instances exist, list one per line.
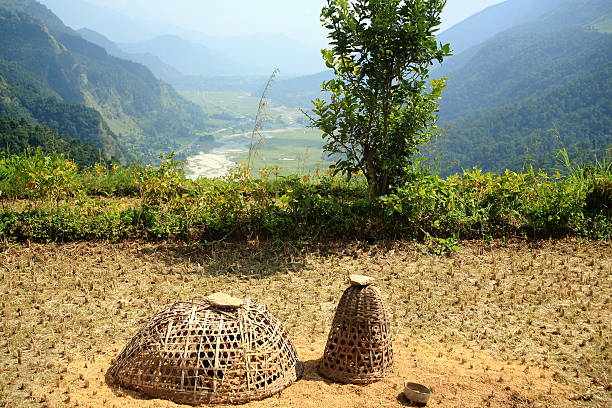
(318, 280), (393, 384)
(107, 296), (303, 405)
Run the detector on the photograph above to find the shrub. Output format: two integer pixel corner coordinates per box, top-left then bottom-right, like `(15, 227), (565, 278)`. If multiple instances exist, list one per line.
(0, 150), (80, 201)
(0, 152), (609, 243)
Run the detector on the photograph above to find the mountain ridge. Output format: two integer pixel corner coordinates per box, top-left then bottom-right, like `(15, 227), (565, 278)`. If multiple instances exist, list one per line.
(429, 0), (612, 174)
(77, 28), (183, 82)
(438, 0), (566, 55)
(118, 34), (259, 77)
(0, 0), (210, 162)
(37, 0), (324, 76)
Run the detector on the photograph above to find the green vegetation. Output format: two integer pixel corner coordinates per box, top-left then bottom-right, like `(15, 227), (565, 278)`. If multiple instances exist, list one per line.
(232, 129), (330, 174)
(0, 115), (104, 168)
(0, 152), (609, 243)
(0, 3), (209, 162)
(433, 62), (612, 175)
(429, 0), (612, 175)
(0, 0), (608, 246)
(311, 0), (451, 199)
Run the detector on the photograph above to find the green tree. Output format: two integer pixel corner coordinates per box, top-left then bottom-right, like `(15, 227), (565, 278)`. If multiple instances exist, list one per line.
(311, 0), (451, 199)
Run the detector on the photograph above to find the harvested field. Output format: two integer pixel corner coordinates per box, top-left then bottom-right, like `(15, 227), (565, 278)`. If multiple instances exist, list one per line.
(0, 239), (610, 407)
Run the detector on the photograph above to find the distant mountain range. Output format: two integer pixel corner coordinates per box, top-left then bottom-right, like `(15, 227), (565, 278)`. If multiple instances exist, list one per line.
(38, 0), (324, 77)
(118, 35), (257, 77)
(436, 0), (567, 55)
(0, 0), (209, 162)
(76, 28), (183, 83)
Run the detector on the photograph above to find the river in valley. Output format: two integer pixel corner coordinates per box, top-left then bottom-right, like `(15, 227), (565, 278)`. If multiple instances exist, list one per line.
(185, 127), (301, 179)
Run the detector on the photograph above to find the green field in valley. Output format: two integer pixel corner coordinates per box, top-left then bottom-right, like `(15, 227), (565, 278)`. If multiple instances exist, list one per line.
(179, 90), (329, 176)
(180, 90), (307, 132)
(180, 91), (261, 117)
(232, 128), (331, 175)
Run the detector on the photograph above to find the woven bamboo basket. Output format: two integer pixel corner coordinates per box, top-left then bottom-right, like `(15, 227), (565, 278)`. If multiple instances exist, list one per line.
(318, 275), (393, 384)
(107, 294), (303, 405)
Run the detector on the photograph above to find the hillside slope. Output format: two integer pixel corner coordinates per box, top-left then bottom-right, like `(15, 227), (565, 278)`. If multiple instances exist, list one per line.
(0, 115), (104, 167)
(0, 12), (125, 161)
(434, 62), (612, 174)
(428, 0), (612, 174)
(437, 27), (612, 123)
(0, 0), (209, 161)
(77, 28), (183, 83)
(0, 61), (125, 162)
(437, 0), (565, 55)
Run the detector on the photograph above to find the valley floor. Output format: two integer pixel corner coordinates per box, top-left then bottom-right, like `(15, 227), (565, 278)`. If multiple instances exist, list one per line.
(0, 239), (610, 407)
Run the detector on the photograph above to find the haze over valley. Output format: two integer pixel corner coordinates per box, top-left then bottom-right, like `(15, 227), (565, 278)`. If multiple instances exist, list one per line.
(1, 0), (610, 176)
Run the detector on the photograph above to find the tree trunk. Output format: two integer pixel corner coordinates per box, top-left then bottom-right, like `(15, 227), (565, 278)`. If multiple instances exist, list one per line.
(367, 170), (390, 201)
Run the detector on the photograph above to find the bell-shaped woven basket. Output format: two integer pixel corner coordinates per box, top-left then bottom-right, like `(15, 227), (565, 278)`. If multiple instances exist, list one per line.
(318, 275), (393, 384)
(107, 294), (303, 405)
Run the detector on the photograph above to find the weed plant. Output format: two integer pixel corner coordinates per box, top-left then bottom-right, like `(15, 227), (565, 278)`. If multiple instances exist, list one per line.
(0, 150), (609, 243)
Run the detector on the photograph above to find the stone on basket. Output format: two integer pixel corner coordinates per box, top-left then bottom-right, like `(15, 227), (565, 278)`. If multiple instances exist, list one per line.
(107, 295), (303, 405)
(318, 275), (393, 384)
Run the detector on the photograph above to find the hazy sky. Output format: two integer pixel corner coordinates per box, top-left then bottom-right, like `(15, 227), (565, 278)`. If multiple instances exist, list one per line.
(86, 0), (507, 46)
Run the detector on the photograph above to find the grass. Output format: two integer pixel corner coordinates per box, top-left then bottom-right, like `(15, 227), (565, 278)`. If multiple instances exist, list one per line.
(0, 239), (610, 407)
(180, 91), (263, 117)
(180, 90), (309, 133)
(232, 128), (330, 174)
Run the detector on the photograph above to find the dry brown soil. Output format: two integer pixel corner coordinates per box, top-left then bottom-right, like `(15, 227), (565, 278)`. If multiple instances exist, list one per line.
(0, 239), (610, 407)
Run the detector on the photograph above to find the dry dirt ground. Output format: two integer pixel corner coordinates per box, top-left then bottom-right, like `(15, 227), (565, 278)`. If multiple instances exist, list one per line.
(0, 239), (610, 407)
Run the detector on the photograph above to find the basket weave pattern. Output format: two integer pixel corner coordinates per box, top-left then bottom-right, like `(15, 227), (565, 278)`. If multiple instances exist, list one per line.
(108, 299), (302, 405)
(318, 284), (393, 384)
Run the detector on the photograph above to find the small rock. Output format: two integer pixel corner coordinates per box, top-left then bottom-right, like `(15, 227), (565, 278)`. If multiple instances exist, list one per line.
(349, 274), (375, 286)
(207, 292), (244, 308)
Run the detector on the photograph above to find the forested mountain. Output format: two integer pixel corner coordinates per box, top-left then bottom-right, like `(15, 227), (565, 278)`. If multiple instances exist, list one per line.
(0, 58), (125, 162)
(433, 63), (611, 174)
(436, 27), (612, 123)
(429, 0), (612, 174)
(0, 0), (209, 162)
(0, 115), (104, 168)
